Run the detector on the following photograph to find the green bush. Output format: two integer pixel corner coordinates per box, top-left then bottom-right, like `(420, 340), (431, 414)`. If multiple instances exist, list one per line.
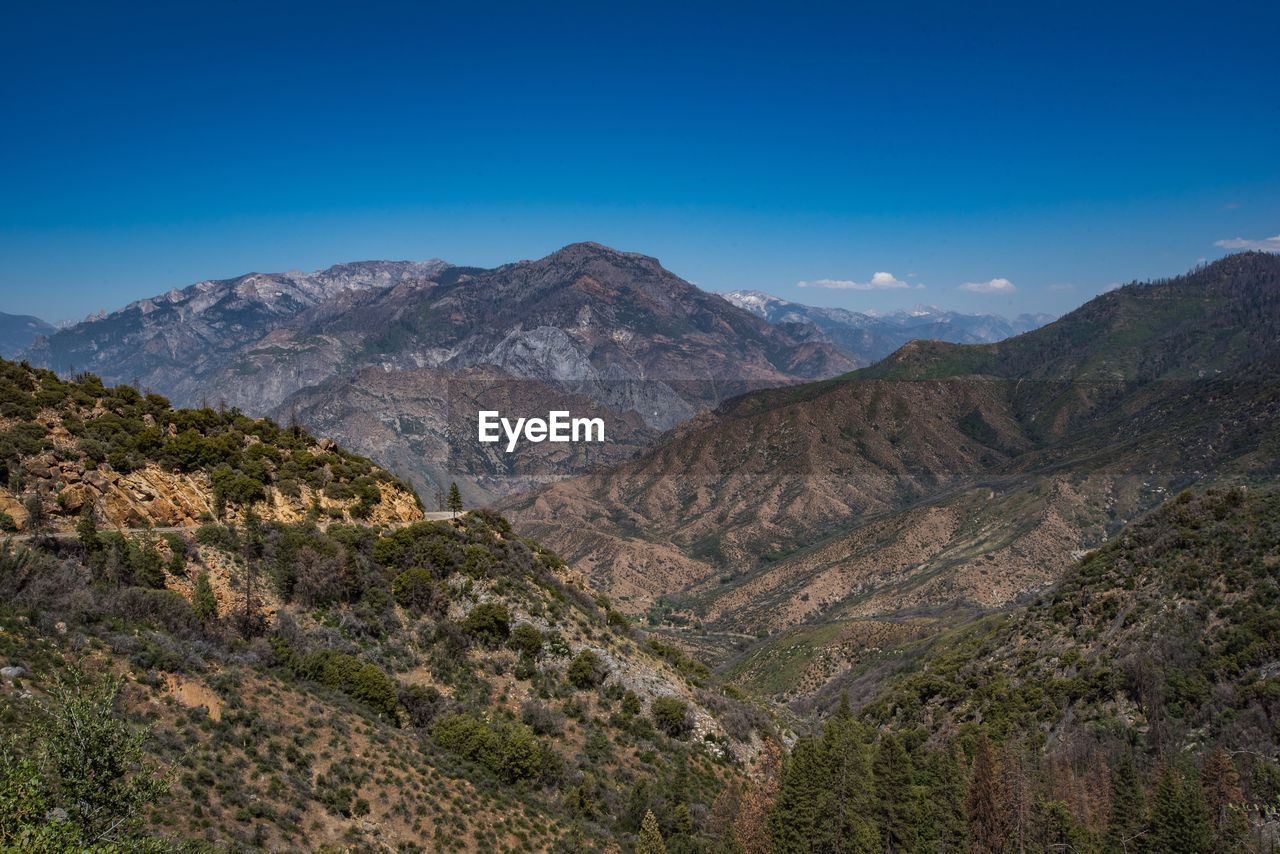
(651, 696), (692, 738)
(430, 714), (544, 784)
(297, 649), (399, 721)
(392, 568), (445, 614)
(567, 650), (606, 690)
(463, 603), (511, 645)
(508, 623), (543, 658)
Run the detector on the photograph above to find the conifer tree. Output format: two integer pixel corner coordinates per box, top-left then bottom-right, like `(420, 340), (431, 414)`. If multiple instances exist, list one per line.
(874, 733), (921, 853)
(638, 809), (667, 854)
(447, 481), (463, 517)
(1105, 752), (1147, 854)
(815, 696), (879, 853)
(923, 742), (969, 853)
(771, 737), (825, 852)
(1149, 763), (1212, 854)
(192, 572), (218, 623)
(76, 505), (99, 556)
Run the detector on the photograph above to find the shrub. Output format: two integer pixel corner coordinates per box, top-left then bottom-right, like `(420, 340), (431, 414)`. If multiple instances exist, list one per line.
(293, 546), (346, 607)
(508, 623), (543, 658)
(0, 512), (15, 533)
(520, 700), (564, 736)
(430, 714), (543, 784)
(297, 649), (399, 721)
(651, 696), (692, 738)
(392, 568), (445, 614)
(398, 684), (445, 728)
(463, 602), (510, 646)
(567, 650), (606, 690)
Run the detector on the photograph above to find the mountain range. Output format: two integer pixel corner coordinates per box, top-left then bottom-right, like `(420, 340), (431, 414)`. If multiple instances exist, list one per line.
(720, 290), (1054, 363)
(23, 244), (858, 501)
(505, 252), (1280, 707)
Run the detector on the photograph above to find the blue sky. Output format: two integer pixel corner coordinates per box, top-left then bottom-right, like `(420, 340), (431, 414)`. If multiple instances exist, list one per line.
(2, 0), (1278, 324)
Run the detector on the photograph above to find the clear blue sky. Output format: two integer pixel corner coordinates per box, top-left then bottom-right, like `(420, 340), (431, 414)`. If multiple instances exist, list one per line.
(2, 0), (1278, 324)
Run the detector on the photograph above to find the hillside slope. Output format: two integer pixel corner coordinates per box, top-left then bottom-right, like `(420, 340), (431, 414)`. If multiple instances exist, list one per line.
(0, 367), (771, 851)
(505, 253), (1280, 704)
(0, 358), (424, 533)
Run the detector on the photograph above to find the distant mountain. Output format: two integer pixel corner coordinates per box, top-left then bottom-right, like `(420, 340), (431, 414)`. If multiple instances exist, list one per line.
(0, 311), (54, 357)
(506, 252), (1280, 703)
(719, 290), (1053, 363)
(26, 244), (856, 500)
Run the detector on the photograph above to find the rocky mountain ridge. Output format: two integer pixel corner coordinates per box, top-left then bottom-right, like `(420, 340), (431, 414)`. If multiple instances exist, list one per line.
(23, 244), (858, 502)
(506, 252), (1280, 706)
(719, 289), (1054, 363)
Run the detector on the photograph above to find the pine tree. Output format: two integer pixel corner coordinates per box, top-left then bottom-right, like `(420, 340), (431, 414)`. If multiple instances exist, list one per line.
(771, 737), (825, 852)
(638, 809), (667, 854)
(192, 572), (218, 623)
(1200, 748), (1247, 853)
(238, 507), (263, 636)
(1149, 763), (1212, 854)
(447, 482), (463, 517)
(874, 733), (921, 853)
(815, 696), (879, 853)
(967, 732), (1009, 854)
(925, 742), (969, 854)
(1105, 752), (1147, 854)
(23, 492), (49, 544)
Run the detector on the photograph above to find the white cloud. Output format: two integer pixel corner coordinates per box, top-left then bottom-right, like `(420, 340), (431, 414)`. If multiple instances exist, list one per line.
(1215, 235), (1280, 252)
(797, 271), (922, 290)
(958, 277), (1016, 294)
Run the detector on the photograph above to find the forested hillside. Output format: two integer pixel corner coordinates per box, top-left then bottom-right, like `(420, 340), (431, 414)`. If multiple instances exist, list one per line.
(0, 361), (772, 851)
(751, 488), (1280, 853)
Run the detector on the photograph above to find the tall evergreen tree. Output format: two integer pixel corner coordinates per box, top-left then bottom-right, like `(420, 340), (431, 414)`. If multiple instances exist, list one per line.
(1105, 752), (1147, 854)
(1149, 764), (1212, 854)
(967, 732), (1009, 854)
(76, 505), (99, 557)
(638, 809), (668, 854)
(192, 572), (218, 623)
(923, 742), (969, 854)
(447, 481), (463, 517)
(874, 733), (921, 853)
(771, 737), (825, 852)
(815, 697), (879, 853)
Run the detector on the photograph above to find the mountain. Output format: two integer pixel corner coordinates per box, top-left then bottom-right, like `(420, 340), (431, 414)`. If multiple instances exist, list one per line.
(0, 357), (770, 850)
(0, 311), (54, 358)
(25, 244), (857, 500)
(506, 252), (1280, 702)
(719, 290), (1053, 363)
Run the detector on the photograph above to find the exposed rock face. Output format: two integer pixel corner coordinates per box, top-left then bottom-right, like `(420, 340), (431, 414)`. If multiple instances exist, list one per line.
(25, 243), (858, 500)
(719, 290), (1054, 363)
(4, 458), (423, 532)
(26, 260), (449, 410)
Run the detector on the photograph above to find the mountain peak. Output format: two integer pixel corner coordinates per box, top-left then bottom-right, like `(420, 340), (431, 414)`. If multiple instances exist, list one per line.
(536, 241), (661, 268)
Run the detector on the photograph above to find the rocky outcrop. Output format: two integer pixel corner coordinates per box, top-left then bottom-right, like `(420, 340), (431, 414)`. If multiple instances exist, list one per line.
(3, 458), (423, 532)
